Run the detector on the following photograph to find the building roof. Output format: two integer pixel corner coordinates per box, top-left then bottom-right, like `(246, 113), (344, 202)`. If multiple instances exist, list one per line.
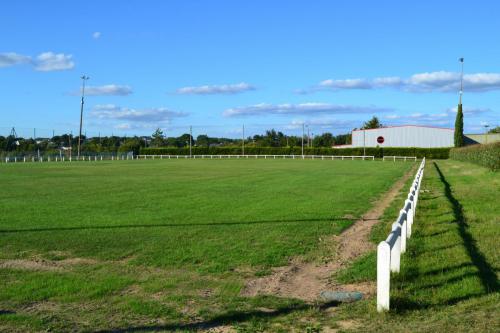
(352, 125), (454, 132)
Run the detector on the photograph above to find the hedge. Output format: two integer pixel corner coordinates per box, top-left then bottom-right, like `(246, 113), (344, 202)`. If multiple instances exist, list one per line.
(449, 142), (500, 171)
(140, 146), (450, 159)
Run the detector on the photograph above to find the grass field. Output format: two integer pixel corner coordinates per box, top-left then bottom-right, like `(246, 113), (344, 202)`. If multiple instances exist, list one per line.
(303, 159), (499, 332)
(0, 159), (412, 332)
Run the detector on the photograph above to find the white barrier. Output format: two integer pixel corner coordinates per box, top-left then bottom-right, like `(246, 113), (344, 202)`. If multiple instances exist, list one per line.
(1, 154), (419, 164)
(377, 158), (425, 312)
(136, 154), (376, 160)
(383, 156), (417, 162)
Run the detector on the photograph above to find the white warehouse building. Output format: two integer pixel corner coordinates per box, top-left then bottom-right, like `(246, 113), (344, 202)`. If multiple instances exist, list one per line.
(351, 125), (454, 148)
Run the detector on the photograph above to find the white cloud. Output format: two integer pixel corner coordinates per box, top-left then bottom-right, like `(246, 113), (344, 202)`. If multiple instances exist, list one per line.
(0, 52), (32, 67)
(285, 118), (357, 130)
(92, 32), (101, 39)
(115, 123), (131, 130)
(305, 71), (500, 93)
(382, 106), (493, 127)
(91, 104), (188, 123)
(176, 82), (255, 95)
(223, 102), (391, 117)
(319, 78), (372, 90)
(34, 52), (74, 71)
(84, 84), (133, 96)
(447, 106), (491, 115)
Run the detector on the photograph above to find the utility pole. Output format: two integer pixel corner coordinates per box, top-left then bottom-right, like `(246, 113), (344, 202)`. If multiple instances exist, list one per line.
(242, 124), (245, 155)
(306, 125), (310, 148)
(363, 128), (366, 157)
(302, 123), (305, 156)
(77, 75), (90, 158)
(189, 125), (192, 157)
(459, 57), (464, 105)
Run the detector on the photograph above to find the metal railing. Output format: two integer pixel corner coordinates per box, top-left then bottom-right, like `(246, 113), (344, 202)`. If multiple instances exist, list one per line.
(377, 158), (425, 312)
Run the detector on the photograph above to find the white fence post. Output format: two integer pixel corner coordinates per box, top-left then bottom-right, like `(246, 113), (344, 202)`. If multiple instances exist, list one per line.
(377, 241), (391, 312)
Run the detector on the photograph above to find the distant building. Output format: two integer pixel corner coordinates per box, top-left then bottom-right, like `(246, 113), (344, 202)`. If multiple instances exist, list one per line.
(351, 125), (454, 148)
(464, 133), (500, 145)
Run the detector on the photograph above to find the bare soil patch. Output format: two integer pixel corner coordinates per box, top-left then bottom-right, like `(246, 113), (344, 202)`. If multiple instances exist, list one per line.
(0, 257), (98, 271)
(241, 166), (415, 301)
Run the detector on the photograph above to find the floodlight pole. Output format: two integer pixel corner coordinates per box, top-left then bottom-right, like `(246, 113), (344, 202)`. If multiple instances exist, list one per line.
(189, 125), (192, 157)
(242, 124), (245, 155)
(302, 123), (305, 156)
(307, 125), (310, 148)
(363, 129), (366, 156)
(459, 58), (464, 105)
(77, 75), (90, 158)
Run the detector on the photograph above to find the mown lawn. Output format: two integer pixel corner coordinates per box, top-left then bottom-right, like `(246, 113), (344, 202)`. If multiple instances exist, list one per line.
(0, 159), (411, 332)
(329, 159), (499, 332)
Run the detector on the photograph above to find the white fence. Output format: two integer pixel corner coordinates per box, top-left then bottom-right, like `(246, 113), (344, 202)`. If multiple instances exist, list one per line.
(1, 154), (422, 164)
(137, 154), (375, 160)
(377, 157), (425, 312)
(2, 155), (134, 163)
(382, 156), (417, 162)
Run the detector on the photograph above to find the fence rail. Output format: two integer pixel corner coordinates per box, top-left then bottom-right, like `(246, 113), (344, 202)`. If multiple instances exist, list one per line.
(1, 154), (422, 164)
(137, 154), (376, 160)
(377, 158), (425, 312)
(382, 156), (417, 162)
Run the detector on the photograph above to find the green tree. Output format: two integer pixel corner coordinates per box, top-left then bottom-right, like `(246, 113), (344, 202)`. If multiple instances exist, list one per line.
(454, 104), (464, 147)
(362, 116), (383, 129)
(151, 128), (165, 147)
(196, 134), (210, 148)
(488, 126), (500, 134)
(312, 133), (335, 147)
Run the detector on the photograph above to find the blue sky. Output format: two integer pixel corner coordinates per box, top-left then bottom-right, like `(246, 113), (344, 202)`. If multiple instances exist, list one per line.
(1, 0), (499, 138)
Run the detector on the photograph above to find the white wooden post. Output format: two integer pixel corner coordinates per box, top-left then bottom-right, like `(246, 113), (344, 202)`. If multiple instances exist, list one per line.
(390, 222), (401, 273)
(400, 209), (407, 253)
(377, 241), (391, 312)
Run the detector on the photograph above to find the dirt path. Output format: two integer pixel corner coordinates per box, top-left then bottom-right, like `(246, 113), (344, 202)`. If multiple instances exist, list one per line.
(241, 166), (416, 301)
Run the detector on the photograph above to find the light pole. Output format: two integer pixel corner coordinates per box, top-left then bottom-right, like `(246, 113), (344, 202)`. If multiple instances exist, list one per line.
(363, 128), (366, 156)
(459, 58), (464, 105)
(242, 124), (245, 155)
(484, 124), (490, 144)
(77, 75), (90, 158)
(302, 123), (305, 156)
(189, 125), (192, 157)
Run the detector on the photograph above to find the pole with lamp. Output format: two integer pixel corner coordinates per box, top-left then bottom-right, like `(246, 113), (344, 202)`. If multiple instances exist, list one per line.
(77, 75), (90, 159)
(301, 123), (305, 156)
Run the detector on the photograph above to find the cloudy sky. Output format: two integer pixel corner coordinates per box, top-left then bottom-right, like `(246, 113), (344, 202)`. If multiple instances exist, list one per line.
(1, 1), (499, 138)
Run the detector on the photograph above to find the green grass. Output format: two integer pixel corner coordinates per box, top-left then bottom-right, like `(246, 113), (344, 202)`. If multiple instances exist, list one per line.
(329, 159), (499, 332)
(0, 159), (412, 332)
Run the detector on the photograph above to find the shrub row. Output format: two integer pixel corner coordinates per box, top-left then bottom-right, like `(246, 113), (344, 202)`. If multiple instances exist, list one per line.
(140, 147), (450, 159)
(449, 142), (500, 171)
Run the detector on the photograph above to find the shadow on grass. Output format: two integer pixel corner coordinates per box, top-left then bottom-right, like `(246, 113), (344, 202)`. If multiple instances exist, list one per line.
(95, 301), (340, 333)
(0, 217), (361, 234)
(433, 162), (499, 294)
(391, 163), (499, 313)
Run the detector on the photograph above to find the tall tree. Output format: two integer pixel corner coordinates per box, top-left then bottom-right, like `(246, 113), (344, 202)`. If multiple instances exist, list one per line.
(362, 116), (382, 129)
(151, 128), (165, 147)
(454, 104), (464, 147)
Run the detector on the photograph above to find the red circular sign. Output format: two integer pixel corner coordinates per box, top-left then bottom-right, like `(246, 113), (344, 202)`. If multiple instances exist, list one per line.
(377, 136), (385, 144)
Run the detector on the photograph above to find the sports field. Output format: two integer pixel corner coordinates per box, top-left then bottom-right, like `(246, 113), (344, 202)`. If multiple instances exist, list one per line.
(0, 159), (412, 331)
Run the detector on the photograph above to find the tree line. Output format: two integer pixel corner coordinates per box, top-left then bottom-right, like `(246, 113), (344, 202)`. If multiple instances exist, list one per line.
(1, 117), (388, 154)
